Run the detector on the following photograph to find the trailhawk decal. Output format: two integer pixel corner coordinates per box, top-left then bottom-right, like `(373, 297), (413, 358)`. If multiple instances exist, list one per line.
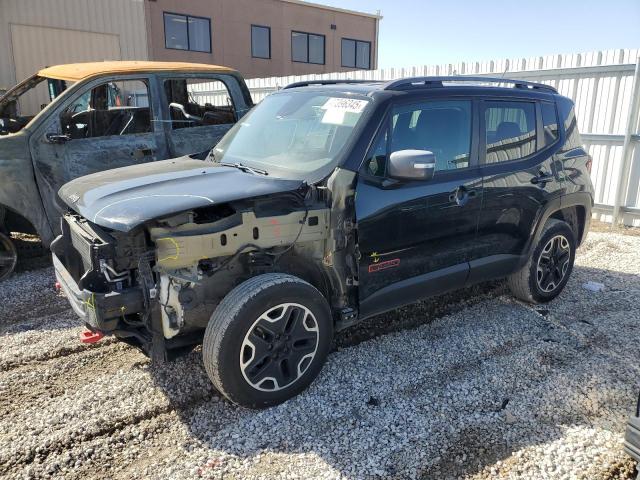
(368, 252), (401, 273)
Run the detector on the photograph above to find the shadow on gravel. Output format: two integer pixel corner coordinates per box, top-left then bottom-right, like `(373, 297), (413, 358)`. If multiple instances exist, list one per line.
(140, 264), (640, 479)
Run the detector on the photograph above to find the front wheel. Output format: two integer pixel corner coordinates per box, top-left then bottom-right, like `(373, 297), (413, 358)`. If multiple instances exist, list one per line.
(0, 232), (18, 282)
(507, 218), (576, 304)
(202, 273), (333, 408)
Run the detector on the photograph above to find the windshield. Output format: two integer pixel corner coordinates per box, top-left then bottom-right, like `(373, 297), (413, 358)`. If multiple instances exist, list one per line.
(0, 75), (73, 135)
(211, 91), (371, 178)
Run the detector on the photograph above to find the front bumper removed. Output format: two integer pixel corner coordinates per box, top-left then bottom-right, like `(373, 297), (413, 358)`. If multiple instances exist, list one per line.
(52, 252), (144, 332)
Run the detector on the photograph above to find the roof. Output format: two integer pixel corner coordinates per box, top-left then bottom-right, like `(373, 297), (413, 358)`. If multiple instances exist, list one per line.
(37, 61), (236, 82)
(279, 0), (382, 19)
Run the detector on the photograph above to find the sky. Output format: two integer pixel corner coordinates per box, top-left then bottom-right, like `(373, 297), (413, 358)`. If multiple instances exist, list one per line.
(318, 0), (640, 68)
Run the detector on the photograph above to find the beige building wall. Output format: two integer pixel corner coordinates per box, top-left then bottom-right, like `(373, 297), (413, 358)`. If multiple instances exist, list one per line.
(144, 0), (379, 78)
(0, 0), (149, 89)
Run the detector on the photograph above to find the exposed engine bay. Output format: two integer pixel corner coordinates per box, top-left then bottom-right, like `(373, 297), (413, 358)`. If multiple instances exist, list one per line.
(51, 169), (359, 357)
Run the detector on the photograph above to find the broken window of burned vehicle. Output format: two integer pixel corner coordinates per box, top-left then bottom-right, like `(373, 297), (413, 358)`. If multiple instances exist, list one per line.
(0, 75), (72, 135)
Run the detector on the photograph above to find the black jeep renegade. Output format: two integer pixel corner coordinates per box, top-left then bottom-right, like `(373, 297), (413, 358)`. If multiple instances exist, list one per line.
(52, 77), (594, 408)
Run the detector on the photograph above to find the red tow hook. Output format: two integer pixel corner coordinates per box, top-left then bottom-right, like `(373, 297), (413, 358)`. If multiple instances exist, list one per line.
(80, 330), (104, 344)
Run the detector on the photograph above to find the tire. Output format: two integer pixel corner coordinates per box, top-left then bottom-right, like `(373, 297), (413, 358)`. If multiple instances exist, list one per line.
(202, 273), (333, 408)
(0, 232), (18, 282)
(507, 218), (576, 304)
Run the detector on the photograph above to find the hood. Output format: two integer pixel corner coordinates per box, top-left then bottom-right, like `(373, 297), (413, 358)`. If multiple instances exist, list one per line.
(59, 157), (303, 232)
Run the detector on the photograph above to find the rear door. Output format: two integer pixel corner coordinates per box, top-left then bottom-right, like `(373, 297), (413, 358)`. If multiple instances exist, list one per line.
(470, 97), (564, 282)
(356, 96), (484, 317)
(160, 74), (252, 157)
(29, 74), (169, 230)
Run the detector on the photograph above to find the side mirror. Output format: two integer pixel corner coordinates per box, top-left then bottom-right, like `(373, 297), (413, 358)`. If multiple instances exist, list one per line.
(388, 150), (436, 181)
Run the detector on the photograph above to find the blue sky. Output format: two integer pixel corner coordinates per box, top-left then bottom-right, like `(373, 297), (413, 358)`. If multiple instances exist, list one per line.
(319, 0), (640, 68)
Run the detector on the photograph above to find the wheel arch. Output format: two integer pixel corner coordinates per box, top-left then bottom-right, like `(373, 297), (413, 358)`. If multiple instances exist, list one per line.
(0, 204), (38, 236)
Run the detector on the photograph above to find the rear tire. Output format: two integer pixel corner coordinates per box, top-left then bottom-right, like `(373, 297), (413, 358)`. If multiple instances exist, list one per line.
(202, 273), (333, 409)
(507, 219), (576, 304)
(0, 232), (18, 282)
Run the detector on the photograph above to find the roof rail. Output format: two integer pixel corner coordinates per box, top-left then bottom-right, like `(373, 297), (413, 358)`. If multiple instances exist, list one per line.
(384, 76), (558, 93)
(282, 79), (381, 90)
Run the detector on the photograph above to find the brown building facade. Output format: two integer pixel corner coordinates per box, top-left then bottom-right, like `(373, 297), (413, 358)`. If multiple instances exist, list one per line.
(143, 0), (381, 78)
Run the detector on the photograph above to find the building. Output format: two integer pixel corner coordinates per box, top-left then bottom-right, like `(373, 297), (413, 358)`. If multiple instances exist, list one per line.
(0, 0), (380, 89)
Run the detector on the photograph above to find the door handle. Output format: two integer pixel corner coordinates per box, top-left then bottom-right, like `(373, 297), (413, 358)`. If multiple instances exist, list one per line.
(46, 133), (71, 144)
(449, 186), (477, 206)
(132, 148), (154, 159)
(531, 171), (554, 185)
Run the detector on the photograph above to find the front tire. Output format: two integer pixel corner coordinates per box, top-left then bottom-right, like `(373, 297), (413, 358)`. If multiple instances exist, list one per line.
(507, 219), (576, 304)
(202, 273), (333, 408)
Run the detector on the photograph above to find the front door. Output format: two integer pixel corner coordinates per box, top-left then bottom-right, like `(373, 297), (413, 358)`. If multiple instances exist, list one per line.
(29, 76), (168, 230)
(355, 97), (483, 318)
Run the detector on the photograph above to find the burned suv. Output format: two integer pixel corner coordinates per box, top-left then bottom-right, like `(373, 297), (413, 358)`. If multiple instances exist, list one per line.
(53, 77), (593, 408)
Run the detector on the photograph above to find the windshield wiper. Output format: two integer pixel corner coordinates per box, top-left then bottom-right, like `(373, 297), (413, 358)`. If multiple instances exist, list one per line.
(219, 161), (269, 176)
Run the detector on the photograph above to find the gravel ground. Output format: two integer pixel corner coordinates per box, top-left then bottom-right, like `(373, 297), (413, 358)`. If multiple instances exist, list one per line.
(1, 229), (639, 480)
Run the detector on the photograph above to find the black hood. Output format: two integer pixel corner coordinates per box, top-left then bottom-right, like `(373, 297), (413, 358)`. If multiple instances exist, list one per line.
(58, 157), (303, 232)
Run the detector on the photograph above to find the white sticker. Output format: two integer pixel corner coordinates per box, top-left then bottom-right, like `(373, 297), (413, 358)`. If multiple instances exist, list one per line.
(321, 97), (368, 113)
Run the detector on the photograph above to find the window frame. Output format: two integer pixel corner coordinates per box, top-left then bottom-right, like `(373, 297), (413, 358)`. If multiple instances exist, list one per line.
(479, 98), (541, 167)
(291, 30), (325, 65)
(60, 77), (154, 140)
(161, 74), (238, 131)
(251, 24), (271, 59)
(163, 11), (212, 53)
(341, 38), (371, 69)
(360, 96), (480, 183)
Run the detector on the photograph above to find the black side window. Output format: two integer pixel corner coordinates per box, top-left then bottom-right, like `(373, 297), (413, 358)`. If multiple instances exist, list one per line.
(484, 101), (536, 163)
(541, 102), (559, 146)
(364, 129), (388, 177)
(391, 100), (472, 171)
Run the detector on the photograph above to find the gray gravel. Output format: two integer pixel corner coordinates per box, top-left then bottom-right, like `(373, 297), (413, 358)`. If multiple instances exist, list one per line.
(0, 229), (639, 480)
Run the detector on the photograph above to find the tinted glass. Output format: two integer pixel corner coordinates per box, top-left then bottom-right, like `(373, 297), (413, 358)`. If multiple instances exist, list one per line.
(164, 13), (188, 50)
(188, 17), (211, 52)
(541, 102), (559, 146)
(364, 129), (388, 177)
(356, 41), (370, 69)
(390, 100), (472, 171)
(308, 34), (325, 64)
(291, 32), (308, 62)
(342, 39), (356, 68)
(251, 25), (270, 58)
(485, 101), (536, 163)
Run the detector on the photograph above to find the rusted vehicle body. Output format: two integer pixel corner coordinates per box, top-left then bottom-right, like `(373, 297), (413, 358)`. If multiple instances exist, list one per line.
(0, 61), (253, 280)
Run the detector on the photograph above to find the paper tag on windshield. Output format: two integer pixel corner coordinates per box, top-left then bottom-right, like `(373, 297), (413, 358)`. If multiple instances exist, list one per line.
(321, 97), (368, 113)
(321, 98), (367, 125)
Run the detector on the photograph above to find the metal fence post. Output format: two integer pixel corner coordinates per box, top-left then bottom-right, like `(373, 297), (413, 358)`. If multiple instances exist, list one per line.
(613, 56), (640, 225)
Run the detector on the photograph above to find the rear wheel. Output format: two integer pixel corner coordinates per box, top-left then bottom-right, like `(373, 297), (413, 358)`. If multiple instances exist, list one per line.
(202, 273), (333, 408)
(507, 219), (576, 303)
(0, 232), (18, 282)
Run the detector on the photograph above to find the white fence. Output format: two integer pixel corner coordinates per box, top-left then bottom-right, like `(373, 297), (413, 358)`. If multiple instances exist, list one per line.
(199, 49), (640, 226)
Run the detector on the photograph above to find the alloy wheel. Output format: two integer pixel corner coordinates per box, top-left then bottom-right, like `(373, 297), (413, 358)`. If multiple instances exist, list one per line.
(240, 303), (319, 392)
(0, 232), (18, 282)
(536, 234), (571, 293)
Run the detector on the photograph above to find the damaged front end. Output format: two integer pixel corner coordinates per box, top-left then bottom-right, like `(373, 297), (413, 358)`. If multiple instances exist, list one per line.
(52, 171), (359, 358)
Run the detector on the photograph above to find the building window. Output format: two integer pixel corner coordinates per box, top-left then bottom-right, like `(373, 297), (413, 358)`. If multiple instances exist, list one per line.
(342, 38), (371, 69)
(291, 31), (325, 65)
(164, 12), (211, 53)
(251, 25), (271, 59)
